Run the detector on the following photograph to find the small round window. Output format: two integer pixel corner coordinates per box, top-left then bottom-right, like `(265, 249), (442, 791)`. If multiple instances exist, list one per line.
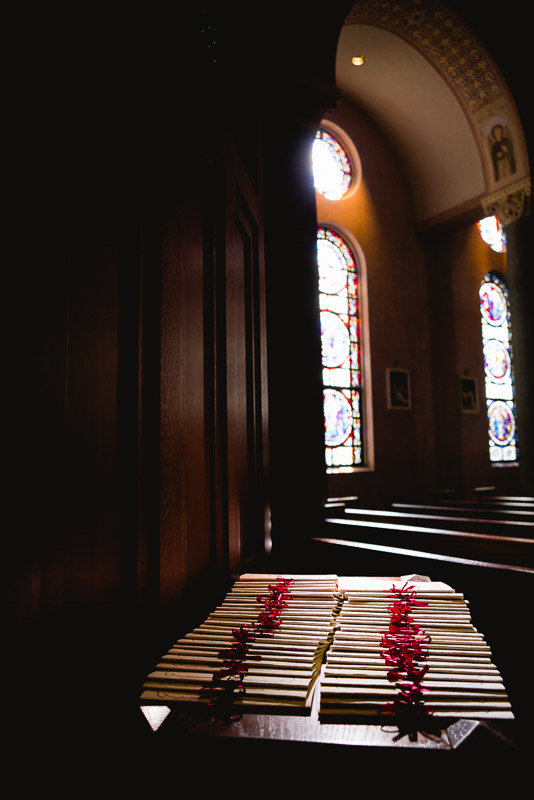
(313, 125), (359, 201)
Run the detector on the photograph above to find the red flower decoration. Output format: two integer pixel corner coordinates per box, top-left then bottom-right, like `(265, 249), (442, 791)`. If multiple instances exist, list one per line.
(201, 577), (294, 715)
(379, 583), (433, 727)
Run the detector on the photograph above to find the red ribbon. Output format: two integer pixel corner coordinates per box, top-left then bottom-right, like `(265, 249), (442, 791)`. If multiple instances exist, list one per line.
(379, 583), (433, 724)
(202, 577), (294, 711)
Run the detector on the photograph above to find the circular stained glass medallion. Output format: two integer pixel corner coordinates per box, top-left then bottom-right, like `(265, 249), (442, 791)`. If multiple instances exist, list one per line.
(324, 388), (352, 447)
(480, 281), (507, 326)
(484, 339), (511, 383)
(321, 311), (350, 368)
(487, 400), (515, 446)
(317, 237), (348, 295)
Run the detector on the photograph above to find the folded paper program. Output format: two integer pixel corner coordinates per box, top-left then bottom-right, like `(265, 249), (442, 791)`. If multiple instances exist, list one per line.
(200, 577), (295, 711)
(140, 574), (342, 714)
(319, 578), (514, 722)
(140, 574), (514, 725)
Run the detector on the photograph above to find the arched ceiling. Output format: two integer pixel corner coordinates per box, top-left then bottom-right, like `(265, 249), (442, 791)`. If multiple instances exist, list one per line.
(337, 24), (484, 223)
(335, 1), (529, 227)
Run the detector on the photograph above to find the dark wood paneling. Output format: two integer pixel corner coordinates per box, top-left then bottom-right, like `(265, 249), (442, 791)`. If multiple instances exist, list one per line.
(62, 211), (123, 619)
(226, 201), (249, 570)
(227, 190), (267, 569)
(159, 138), (211, 616)
(157, 115), (269, 621)
(202, 148), (230, 578)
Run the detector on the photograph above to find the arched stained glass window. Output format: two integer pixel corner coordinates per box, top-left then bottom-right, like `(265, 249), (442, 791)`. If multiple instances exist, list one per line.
(479, 273), (518, 463)
(317, 227), (363, 468)
(313, 128), (353, 201)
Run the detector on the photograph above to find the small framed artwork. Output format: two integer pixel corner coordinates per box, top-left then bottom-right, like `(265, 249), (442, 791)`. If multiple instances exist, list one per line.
(460, 377), (478, 413)
(386, 368), (411, 410)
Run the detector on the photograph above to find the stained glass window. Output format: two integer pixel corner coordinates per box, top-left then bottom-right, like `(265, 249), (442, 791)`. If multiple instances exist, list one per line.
(313, 128), (353, 200)
(479, 273), (518, 463)
(317, 227), (363, 468)
(477, 215), (507, 253)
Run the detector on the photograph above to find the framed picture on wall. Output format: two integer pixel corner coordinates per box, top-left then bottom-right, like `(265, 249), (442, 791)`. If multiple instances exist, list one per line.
(460, 377), (478, 412)
(386, 368), (411, 410)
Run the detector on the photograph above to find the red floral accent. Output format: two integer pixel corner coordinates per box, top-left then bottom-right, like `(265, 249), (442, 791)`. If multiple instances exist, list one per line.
(201, 577), (294, 712)
(379, 582), (433, 726)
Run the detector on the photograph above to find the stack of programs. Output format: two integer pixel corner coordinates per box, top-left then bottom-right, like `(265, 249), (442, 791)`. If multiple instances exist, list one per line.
(319, 578), (514, 720)
(141, 574), (343, 713)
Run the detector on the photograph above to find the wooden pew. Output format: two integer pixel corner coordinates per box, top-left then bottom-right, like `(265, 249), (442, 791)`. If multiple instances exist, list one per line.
(475, 495), (534, 502)
(474, 486), (534, 504)
(443, 498), (534, 511)
(344, 506), (534, 539)
(321, 516), (534, 569)
(323, 495), (359, 517)
(391, 501), (534, 523)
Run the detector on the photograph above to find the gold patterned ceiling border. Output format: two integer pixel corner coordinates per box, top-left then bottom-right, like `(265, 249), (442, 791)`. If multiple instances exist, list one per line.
(344, 0), (502, 112)
(344, 0), (529, 196)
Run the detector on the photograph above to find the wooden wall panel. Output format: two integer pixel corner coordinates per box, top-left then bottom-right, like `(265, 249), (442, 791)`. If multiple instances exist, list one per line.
(159, 141), (210, 616)
(62, 211), (124, 621)
(157, 117), (269, 620)
(226, 213), (248, 570)
(11, 96), (270, 688)
(229, 194), (268, 568)
(13, 243), (70, 637)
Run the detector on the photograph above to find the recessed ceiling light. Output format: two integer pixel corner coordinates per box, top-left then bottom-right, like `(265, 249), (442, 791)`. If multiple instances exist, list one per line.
(351, 56), (366, 66)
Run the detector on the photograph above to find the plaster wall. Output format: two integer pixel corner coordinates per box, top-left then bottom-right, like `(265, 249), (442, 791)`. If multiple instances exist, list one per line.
(315, 96), (522, 504)
(316, 98), (435, 505)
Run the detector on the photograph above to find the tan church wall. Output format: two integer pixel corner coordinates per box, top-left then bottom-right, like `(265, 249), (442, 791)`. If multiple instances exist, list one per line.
(418, 214), (522, 499)
(316, 98), (435, 506)
(446, 223), (520, 496)
(315, 96), (523, 505)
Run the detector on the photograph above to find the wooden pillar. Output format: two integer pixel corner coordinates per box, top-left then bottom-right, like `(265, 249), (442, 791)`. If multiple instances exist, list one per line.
(262, 77), (338, 547)
(505, 212), (534, 493)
